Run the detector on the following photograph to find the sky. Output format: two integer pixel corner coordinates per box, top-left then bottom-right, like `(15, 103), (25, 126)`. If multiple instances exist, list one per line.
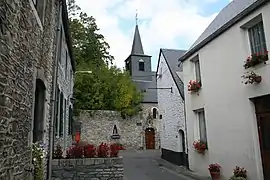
(75, 0), (233, 71)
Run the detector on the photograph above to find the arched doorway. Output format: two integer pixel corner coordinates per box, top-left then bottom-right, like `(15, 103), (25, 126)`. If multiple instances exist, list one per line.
(33, 79), (46, 143)
(145, 128), (155, 149)
(179, 129), (185, 152)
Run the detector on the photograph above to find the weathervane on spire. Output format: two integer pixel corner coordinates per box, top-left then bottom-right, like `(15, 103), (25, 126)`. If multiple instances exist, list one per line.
(135, 9), (138, 25)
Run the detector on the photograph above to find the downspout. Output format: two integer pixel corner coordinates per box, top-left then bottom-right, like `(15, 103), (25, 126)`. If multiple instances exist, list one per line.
(47, 0), (62, 179)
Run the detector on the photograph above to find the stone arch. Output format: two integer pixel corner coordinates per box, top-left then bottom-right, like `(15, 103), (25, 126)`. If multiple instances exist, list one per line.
(33, 78), (46, 142)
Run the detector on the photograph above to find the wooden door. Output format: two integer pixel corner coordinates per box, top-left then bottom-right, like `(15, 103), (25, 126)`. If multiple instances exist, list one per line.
(145, 128), (155, 149)
(257, 113), (270, 180)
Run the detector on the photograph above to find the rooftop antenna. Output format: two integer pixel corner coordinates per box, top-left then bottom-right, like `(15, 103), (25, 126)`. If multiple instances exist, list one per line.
(135, 9), (138, 25)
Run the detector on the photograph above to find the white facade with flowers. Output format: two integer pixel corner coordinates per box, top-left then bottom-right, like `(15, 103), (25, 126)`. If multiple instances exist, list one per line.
(180, 1), (270, 180)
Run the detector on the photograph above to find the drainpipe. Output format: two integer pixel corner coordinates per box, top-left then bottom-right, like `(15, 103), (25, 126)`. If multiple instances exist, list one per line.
(47, 0), (62, 179)
(183, 98), (189, 169)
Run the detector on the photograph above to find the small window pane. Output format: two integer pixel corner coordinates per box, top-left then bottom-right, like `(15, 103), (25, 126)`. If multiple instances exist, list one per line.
(198, 110), (207, 144)
(248, 22), (267, 54)
(194, 60), (201, 83)
(139, 62), (144, 71)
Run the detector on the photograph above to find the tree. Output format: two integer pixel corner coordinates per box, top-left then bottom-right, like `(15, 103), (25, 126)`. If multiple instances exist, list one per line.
(68, 0), (142, 117)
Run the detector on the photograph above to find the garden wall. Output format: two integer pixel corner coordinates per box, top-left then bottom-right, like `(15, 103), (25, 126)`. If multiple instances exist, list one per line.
(51, 157), (124, 180)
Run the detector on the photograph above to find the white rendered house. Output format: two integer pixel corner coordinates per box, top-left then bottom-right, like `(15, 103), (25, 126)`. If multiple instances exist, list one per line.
(179, 0), (270, 179)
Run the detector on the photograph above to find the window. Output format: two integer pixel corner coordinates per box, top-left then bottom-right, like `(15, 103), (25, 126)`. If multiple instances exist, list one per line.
(194, 59), (202, 84)
(153, 108), (157, 119)
(55, 88), (60, 137)
(68, 106), (73, 135)
(248, 21), (267, 54)
(65, 50), (68, 79)
(59, 93), (64, 137)
(58, 28), (63, 63)
(198, 110), (207, 145)
(139, 59), (145, 71)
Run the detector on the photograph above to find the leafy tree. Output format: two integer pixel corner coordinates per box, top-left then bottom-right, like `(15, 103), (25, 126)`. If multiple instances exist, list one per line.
(68, 0), (142, 117)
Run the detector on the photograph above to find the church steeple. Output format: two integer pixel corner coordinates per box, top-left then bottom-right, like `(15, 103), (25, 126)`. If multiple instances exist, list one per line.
(131, 24), (144, 55)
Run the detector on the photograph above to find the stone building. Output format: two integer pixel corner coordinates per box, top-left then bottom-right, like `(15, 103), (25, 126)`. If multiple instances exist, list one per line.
(0, 0), (74, 179)
(53, 0), (75, 155)
(156, 49), (188, 166)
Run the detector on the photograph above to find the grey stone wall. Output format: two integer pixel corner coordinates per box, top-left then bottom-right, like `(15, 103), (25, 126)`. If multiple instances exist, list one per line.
(0, 0), (57, 179)
(51, 157), (124, 180)
(77, 103), (160, 150)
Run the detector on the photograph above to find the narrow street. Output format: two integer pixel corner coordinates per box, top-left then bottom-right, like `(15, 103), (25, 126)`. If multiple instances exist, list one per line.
(121, 150), (198, 180)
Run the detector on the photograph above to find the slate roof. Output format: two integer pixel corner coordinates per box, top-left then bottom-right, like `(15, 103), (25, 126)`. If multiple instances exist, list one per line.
(131, 25), (144, 55)
(157, 49), (186, 100)
(179, 0), (267, 62)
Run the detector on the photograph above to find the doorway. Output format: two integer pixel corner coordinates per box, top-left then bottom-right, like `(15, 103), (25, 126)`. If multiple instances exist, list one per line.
(253, 95), (270, 180)
(145, 128), (155, 149)
(33, 79), (46, 143)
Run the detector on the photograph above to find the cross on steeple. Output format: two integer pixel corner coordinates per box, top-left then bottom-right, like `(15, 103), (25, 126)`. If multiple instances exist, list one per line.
(135, 9), (138, 25)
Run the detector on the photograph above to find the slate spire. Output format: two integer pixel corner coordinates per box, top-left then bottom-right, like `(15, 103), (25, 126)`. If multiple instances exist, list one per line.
(131, 16), (144, 55)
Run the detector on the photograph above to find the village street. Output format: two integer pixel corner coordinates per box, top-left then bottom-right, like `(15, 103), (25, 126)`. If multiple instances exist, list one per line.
(121, 150), (203, 180)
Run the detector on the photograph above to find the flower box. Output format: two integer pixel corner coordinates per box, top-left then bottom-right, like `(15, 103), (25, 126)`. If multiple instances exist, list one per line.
(188, 80), (201, 92)
(244, 50), (268, 69)
(193, 140), (207, 154)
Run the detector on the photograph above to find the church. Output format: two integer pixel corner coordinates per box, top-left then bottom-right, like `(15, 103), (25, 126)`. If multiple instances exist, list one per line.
(124, 22), (160, 149)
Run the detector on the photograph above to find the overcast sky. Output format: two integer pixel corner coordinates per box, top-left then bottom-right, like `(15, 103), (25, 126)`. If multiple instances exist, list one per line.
(75, 0), (233, 70)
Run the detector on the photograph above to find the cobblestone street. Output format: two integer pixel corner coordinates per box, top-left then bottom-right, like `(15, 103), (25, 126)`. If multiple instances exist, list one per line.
(121, 150), (202, 180)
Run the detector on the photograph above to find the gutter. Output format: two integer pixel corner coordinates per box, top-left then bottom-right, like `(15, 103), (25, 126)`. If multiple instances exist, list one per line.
(47, 0), (62, 179)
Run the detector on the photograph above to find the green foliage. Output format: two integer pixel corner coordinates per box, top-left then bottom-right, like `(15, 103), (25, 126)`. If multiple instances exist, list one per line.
(32, 143), (45, 180)
(68, 0), (142, 117)
(74, 66), (142, 117)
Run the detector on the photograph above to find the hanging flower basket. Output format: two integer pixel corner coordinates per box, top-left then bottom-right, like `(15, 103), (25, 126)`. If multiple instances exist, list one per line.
(188, 80), (201, 92)
(243, 50), (268, 69)
(193, 140), (207, 154)
(241, 71), (262, 84)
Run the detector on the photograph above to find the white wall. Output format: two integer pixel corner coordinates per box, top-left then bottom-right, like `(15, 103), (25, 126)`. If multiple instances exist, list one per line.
(157, 53), (187, 153)
(182, 3), (270, 180)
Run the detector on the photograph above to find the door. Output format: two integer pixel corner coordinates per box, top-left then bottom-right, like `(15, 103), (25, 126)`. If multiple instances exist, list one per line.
(257, 113), (270, 180)
(145, 128), (155, 149)
(254, 95), (270, 180)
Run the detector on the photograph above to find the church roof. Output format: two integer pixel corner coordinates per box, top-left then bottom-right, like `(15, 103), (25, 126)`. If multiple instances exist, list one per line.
(131, 25), (144, 55)
(179, 0), (267, 62)
(158, 49), (186, 100)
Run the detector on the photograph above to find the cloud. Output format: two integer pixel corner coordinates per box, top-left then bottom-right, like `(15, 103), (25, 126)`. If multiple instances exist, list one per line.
(75, 0), (221, 69)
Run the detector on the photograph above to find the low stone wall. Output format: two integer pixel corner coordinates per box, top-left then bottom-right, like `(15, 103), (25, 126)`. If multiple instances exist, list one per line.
(51, 157), (124, 180)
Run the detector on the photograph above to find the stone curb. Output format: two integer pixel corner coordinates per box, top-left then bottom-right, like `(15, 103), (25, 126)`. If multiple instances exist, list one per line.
(155, 157), (211, 180)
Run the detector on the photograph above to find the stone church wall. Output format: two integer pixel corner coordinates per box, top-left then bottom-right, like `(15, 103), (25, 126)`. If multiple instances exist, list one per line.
(76, 104), (160, 150)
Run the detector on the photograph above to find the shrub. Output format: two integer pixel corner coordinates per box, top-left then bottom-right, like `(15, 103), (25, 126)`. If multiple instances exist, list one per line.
(97, 142), (109, 158)
(32, 142), (46, 180)
(53, 144), (63, 159)
(110, 143), (119, 157)
(66, 146), (84, 159)
(84, 144), (96, 158)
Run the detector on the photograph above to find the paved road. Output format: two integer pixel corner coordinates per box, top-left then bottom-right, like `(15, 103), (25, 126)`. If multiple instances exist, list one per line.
(120, 150), (196, 180)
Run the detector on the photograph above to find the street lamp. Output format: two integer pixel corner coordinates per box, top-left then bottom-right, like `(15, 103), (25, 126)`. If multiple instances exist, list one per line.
(75, 70), (92, 74)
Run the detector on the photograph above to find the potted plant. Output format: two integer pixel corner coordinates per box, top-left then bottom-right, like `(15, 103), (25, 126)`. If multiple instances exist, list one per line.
(241, 71), (262, 84)
(188, 80), (201, 92)
(193, 140), (207, 154)
(244, 50), (268, 69)
(229, 166), (247, 180)
(208, 163), (221, 180)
